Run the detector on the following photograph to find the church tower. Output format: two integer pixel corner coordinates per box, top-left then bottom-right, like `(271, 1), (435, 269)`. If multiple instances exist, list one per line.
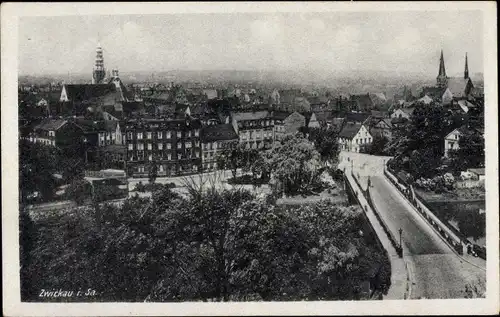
(464, 52), (469, 79)
(436, 49), (448, 88)
(92, 43), (106, 84)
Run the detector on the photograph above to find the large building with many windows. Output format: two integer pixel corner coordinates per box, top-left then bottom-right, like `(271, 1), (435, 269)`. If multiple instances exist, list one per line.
(124, 117), (202, 177)
(230, 111), (275, 149)
(201, 124), (239, 171)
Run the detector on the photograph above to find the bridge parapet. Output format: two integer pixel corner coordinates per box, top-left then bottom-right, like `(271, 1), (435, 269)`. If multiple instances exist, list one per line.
(383, 165), (465, 255)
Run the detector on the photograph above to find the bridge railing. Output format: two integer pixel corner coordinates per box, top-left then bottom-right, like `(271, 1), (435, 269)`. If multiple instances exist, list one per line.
(383, 165), (464, 255)
(349, 169), (403, 257)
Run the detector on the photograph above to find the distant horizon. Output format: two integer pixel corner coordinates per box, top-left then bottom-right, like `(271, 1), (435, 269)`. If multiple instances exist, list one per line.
(19, 11), (483, 77)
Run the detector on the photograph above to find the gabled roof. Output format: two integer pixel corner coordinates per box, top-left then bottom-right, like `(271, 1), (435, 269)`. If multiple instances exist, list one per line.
(75, 119), (118, 133)
(339, 122), (363, 139)
(344, 112), (371, 124)
(467, 168), (485, 175)
(370, 110), (387, 118)
(203, 89), (218, 100)
(350, 94), (374, 110)
(271, 110), (292, 120)
(34, 119), (67, 131)
(62, 84), (117, 102)
(418, 95), (433, 105)
(201, 124), (239, 142)
(420, 86), (446, 99)
(447, 77), (472, 97)
(231, 111), (270, 122)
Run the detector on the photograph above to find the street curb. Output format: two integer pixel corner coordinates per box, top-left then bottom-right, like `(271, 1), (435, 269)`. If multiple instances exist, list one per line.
(382, 173), (486, 272)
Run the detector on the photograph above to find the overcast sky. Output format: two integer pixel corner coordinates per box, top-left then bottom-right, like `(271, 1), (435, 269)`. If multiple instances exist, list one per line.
(19, 11), (483, 77)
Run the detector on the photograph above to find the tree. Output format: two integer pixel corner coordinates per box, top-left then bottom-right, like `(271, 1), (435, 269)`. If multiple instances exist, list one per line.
(216, 144), (245, 179)
(265, 134), (323, 195)
(307, 127), (339, 166)
(449, 130), (485, 171)
(148, 161), (158, 184)
(464, 276), (486, 298)
(19, 140), (59, 204)
(365, 134), (389, 156)
(66, 178), (92, 205)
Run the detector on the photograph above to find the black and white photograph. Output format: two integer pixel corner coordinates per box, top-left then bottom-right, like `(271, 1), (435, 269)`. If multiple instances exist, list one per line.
(2, 2), (498, 316)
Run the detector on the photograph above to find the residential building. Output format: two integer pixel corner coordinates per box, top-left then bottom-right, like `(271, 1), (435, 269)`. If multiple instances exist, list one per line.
(30, 119), (84, 150)
(391, 107), (415, 121)
(370, 118), (393, 140)
(201, 124), (239, 171)
(124, 117), (202, 177)
(338, 122), (373, 153)
(231, 111), (274, 149)
(306, 112), (321, 129)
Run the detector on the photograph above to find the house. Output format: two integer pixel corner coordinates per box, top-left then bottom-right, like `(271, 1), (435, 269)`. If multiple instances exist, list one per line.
(306, 112), (321, 129)
(201, 124), (239, 171)
(417, 95), (433, 105)
(282, 111), (306, 135)
(467, 168), (485, 181)
(124, 117), (202, 177)
(338, 123), (373, 153)
(349, 94), (374, 112)
(370, 118), (393, 140)
(30, 119), (84, 150)
(441, 88), (454, 105)
(455, 99), (477, 113)
(443, 125), (468, 158)
(391, 107), (415, 121)
(231, 111), (274, 149)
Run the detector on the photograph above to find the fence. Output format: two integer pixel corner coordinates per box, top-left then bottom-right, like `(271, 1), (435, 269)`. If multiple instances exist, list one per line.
(384, 166), (465, 255)
(455, 179), (484, 189)
(349, 170), (403, 257)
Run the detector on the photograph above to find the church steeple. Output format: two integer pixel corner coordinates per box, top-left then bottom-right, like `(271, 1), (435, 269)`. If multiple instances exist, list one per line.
(436, 49), (448, 88)
(92, 40), (106, 84)
(464, 52), (469, 79)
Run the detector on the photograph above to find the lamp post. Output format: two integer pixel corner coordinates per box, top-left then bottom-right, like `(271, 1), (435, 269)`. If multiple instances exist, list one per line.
(398, 228), (403, 251)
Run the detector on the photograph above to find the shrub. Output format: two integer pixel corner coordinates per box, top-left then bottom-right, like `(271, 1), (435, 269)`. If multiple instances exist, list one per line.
(134, 181), (146, 192)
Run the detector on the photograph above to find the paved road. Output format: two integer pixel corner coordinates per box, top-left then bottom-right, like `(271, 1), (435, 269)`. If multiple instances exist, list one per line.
(340, 151), (485, 299)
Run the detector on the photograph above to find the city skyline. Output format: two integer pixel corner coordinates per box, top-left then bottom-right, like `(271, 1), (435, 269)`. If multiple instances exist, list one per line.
(19, 11), (483, 77)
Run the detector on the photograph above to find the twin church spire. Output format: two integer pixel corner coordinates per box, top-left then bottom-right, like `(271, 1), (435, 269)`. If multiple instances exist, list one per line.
(436, 50), (470, 88)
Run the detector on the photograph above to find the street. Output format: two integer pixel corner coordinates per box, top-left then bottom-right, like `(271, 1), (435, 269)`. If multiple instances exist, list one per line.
(340, 151), (485, 299)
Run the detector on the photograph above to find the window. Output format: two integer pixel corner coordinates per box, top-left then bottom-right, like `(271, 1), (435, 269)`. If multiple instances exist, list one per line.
(167, 153), (172, 160)
(138, 143), (144, 150)
(177, 143), (182, 149)
(159, 165), (164, 172)
(196, 150), (200, 158)
(147, 132), (152, 139)
(177, 131), (182, 138)
(137, 132), (143, 139)
(127, 132), (133, 140)
(158, 143), (163, 150)
(128, 144), (133, 150)
(213, 142), (217, 149)
(158, 131), (163, 139)
(167, 143), (171, 149)
(187, 131), (191, 138)
(166, 131), (172, 139)
(186, 142), (192, 149)
(195, 129), (199, 137)
(178, 154), (182, 160)
(148, 154), (153, 161)
(147, 143), (152, 150)
(48, 130), (55, 137)
(138, 165), (145, 173)
(195, 141), (200, 147)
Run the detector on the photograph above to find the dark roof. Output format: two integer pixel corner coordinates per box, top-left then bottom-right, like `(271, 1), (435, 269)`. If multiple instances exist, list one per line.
(100, 144), (126, 154)
(63, 84), (117, 102)
(272, 110), (292, 120)
(339, 122), (362, 139)
(447, 77), (472, 97)
(201, 124), (238, 142)
(344, 112), (371, 124)
(350, 94), (373, 110)
(467, 168), (485, 175)
(34, 119), (67, 131)
(231, 111), (270, 121)
(75, 119), (118, 133)
(420, 86), (446, 99)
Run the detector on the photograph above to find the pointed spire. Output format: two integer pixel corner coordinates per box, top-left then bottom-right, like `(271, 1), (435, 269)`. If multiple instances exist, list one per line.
(436, 49), (448, 88)
(438, 49), (446, 77)
(464, 52), (469, 79)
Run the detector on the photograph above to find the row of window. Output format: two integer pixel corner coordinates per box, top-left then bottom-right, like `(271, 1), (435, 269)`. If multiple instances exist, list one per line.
(355, 138), (371, 144)
(128, 141), (200, 151)
(238, 119), (275, 128)
(129, 151), (200, 162)
(126, 130), (200, 140)
(135, 164), (198, 173)
(240, 130), (274, 140)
